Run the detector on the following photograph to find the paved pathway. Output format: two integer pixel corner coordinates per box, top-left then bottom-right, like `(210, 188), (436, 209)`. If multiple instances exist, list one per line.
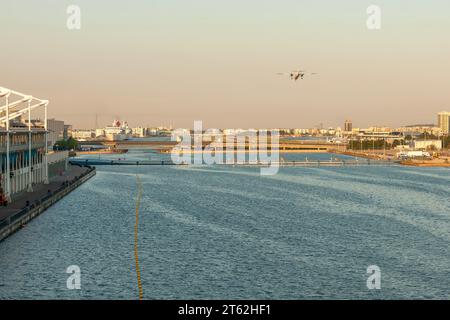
(0, 165), (91, 221)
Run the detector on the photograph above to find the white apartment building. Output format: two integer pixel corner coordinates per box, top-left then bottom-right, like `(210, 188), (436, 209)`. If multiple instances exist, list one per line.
(71, 130), (95, 140)
(132, 127), (147, 138)
(410, 140), (442, 150)
(438, 111), (450, 134)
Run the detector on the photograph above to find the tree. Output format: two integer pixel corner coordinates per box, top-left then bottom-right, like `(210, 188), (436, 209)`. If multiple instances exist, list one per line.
(392, 139), (404, 148)
(404, 135), (413, 141)
(53, 137), (79, 151)
(418, 133), (438, 140)
(347, 139), (394, 151)
(66, 137), (78, 150)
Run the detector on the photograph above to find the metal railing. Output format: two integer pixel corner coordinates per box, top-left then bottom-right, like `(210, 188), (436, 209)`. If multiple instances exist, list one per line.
(0, 166), (95, 229)
(70, 159), (172, 166)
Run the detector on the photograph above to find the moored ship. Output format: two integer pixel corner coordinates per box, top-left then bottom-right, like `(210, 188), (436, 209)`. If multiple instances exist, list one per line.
(104, 120), (132, 141)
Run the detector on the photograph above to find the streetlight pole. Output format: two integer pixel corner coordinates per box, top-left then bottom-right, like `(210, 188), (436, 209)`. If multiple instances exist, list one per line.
(44, 102), (49, 184)
(28, 99), (33, 192)
(5, 91), (11, 202)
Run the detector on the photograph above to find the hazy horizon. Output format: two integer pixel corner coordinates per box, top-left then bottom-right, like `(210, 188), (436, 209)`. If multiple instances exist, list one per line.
(2, 0), (450, 129)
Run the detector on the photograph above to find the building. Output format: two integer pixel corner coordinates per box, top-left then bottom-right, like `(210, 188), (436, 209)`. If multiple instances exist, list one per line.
(147, 128), (158, 136)
(398, 124), (441, 137)
(132, 127), (147, 138)
(47, 118), (65, 150)
(356, 130), (402, 141)
(410, 139), (442, 150)
(0, 87), (50, 202)
(292, 128), (309, 135)
(95, 128), (105, 138)
(64, 124), (72, 139)
(71, 129), (95, 141)
(438, 111), (450, 134)
(0, 87), (70, 205)
(104, 120), (131, 141)
(344, 120), (352, 132)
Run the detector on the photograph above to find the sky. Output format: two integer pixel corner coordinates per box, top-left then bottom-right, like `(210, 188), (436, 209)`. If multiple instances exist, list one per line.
(1, 0), (450, 129)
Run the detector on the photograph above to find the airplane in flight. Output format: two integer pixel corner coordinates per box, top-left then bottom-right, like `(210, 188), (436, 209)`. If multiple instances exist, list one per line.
(277, 70), (318, 81)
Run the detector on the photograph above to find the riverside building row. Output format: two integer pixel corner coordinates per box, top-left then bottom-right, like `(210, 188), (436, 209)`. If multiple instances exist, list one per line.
(0, 87), (68, 204)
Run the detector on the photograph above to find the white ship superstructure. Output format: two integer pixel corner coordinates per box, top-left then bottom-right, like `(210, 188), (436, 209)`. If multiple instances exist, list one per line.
(104, 120), (131, 141)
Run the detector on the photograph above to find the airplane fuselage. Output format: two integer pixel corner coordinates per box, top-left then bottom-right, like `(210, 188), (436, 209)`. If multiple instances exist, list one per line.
(290, 72), (304, 81)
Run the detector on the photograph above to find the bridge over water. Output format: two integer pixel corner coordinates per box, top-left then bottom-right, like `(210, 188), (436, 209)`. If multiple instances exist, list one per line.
(70, 159), (399, 167)
(78, 139), (345, 152)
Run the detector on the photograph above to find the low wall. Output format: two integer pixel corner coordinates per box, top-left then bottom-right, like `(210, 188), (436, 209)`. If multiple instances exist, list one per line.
(48, 151), (69, 179)
(0, 167), (96, 242)
(48, 161), (67, 179)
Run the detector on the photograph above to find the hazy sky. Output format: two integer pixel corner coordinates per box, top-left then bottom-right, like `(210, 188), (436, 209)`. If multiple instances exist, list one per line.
(2, 0), (450, 129)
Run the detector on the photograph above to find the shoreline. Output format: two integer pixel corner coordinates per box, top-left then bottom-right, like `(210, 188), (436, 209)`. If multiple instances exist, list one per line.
(0, 166), (96, 242)
(74, 149), (450, 167)
(75, 150), (126, 155)
(401, 161), (450, 167)
(163, 149), (329, 154)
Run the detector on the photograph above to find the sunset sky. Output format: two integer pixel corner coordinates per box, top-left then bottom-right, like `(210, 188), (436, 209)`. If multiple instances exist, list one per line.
(2, 0), (450, 129)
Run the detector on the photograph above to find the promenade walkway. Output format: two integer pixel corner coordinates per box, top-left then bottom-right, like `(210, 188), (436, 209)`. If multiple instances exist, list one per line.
(0, 165), (91, 222)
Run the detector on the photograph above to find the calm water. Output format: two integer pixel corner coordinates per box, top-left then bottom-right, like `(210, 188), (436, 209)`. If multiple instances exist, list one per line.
(0, 151), (449, 299)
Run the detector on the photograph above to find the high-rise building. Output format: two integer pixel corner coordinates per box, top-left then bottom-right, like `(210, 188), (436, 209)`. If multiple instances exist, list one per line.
(64, 124), (72, 139)
(344, 120), (352, 132)
(438, 111), (450, 134)
(47, 118), (65, 150)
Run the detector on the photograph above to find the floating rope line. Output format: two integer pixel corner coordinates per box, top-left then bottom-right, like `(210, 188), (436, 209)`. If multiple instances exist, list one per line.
(134, 175), (143, 300)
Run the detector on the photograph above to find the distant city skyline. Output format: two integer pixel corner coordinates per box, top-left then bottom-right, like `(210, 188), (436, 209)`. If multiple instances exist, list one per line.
(68, 115), (446, 131)
(2, 0), (450, 129)
(67, 113), (447, 130)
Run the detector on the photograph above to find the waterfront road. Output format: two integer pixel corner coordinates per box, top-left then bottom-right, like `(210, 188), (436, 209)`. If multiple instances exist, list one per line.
(0, 165), (91, 222)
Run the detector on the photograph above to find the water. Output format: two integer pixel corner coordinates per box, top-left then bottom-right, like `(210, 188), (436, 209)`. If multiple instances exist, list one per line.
(0, 151), (449, 299)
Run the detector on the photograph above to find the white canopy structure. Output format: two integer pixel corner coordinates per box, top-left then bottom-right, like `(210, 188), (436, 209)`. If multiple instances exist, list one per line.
(0, 86), (49, 201)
